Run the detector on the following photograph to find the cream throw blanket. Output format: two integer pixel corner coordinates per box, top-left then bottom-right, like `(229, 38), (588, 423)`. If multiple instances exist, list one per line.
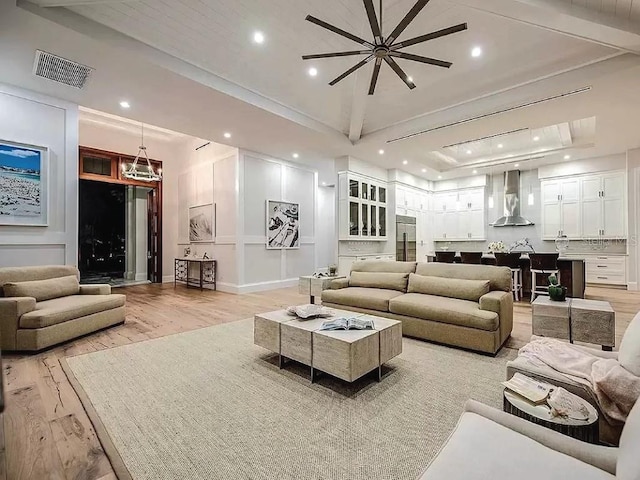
(519, 337), (640, 424)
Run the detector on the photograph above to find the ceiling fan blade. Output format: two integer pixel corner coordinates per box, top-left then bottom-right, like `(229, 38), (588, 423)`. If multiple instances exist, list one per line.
(389, 51), (452, 68)
(302, 50), (371, 60)
(363, 0), (382, 43)
(329, 55), (374, 86)
(383, 56), (416, 90)
(306, 15), (374, 48)
(390, 23), (468, 50)
(368, 58), (382, 95)
(386, 0), (431, 44)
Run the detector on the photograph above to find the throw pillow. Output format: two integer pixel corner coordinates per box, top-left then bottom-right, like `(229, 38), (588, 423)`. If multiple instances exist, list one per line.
(4, 275), (80, 302)
(619, 311), (640, 376)
(349, 271), (409, 292)
(408, 274), (490, 302)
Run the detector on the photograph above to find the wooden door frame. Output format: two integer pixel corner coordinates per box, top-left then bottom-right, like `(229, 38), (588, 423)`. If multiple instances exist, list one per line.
(79, 146), (163, 282)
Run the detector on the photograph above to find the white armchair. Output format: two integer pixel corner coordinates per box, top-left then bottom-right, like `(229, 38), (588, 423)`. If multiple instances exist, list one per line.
(507, 311), (640, 445)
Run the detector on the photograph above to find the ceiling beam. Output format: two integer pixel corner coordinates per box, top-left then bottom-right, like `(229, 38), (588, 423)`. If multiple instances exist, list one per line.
(28, 0), (135, 6)
(449, 0), (640, 54)
(348, 67), (370, 143)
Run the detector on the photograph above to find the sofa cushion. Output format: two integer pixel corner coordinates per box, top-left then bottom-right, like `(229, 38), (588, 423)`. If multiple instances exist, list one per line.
(408, 274), (490, 302)
(321, 287), (402, 312)
(0, 265), (78, 297)
(617, 394), (640, 480)
(4, 275), (79, 302)
(351, 260), (416, 274)
(415, 263), (511, 292)
(619, 311), (640, 376)
(389, 293), (499, 331)
(349, 271), (409, 292)
(419, 412), (614, 480)
(20, 294), (126, 329)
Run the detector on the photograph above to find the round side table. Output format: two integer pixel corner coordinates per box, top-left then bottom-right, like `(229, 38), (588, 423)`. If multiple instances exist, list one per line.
(503, 385), (599, 444)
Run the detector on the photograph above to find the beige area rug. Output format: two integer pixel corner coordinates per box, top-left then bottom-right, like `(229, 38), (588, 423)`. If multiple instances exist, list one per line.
(62, 319), (516, 480)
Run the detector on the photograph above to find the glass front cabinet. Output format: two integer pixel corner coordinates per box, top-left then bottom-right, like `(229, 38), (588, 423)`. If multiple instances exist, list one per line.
(339, 172), (388, 240)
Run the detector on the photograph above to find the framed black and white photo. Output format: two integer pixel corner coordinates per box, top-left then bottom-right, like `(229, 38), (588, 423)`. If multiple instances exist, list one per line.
(189, 203), (214, 242)
(266, 200), (299, 249)
(0, 140), (49, 226)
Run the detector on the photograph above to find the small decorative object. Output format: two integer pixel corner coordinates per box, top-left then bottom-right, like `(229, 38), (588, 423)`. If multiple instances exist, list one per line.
(285, 304), (332, 319)
(509, 238), (535, 253)
(266, 200), (300, 249)
(555, 234), (569, 256)
(0, 140), (49, 226)
(440, 242), (451, 251)
(202, 252), (210, 260)
(328, 264), (337, 276)
(184, 247), (191, 257)
(548, 274), (567, 301)
(488, 241), (507, 253)
(189, 204), (214, 242)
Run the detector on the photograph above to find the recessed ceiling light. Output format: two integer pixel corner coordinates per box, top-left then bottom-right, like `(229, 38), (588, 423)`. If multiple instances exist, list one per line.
(308, 67), (318, 77)
(533, 136), (540, 141)
(378, 149), (384, 155)
(497, 143), (503, 149)
(119, 101), (130, 109)
(223, 132), (231, 139)
(402, 160), (408, 165)
(292, 153), (299, 159)
(514, 163), (520, 167)
(473, 170), (477, 174)
(466, 150), (472, 155)
(253, 31), (265, 44)
(471, 46), (482, 58)
(564, 154), (571, 160)
(421, 168), (427, 173)
(437, 175), (442, 179)
(321, 181), (326, 186)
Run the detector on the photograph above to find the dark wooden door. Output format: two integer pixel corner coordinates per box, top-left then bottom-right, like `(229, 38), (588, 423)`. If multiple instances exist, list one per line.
(147, 189), (161, 282)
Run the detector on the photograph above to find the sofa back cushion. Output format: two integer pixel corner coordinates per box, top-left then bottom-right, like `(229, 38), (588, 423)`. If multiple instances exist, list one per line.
(408, 274), (490, 302)
(617, 396), (640, 480)
(415, 263), (511, 292)
(0, 265), (79, 297)
(351, 260), (417, 274)
(619, 311), (640, 377)
(3, 275), (80, 302)
(349, 271), (409, 292)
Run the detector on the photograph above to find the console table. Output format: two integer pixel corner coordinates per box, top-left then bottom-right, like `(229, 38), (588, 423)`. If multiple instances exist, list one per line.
(174, 258), (217, 291)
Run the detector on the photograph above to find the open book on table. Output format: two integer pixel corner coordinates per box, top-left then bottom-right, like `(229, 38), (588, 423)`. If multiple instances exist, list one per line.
(502, 373), (553, 405)
(319, 317), (374, 331)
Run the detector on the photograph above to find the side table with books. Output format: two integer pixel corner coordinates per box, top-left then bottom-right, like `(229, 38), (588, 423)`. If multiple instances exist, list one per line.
(503, 373), (599, 443)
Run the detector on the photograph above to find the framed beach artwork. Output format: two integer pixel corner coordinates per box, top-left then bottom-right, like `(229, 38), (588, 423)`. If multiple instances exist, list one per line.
(189, 203), (214, 242)
(266, 200), (300, 249)
(0, 140), (48, 226)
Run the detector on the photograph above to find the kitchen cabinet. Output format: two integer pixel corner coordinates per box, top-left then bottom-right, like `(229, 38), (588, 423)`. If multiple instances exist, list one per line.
(339, 172), (388, 241)
(541, 171), (626, 240)
(433, 187), (485, 241)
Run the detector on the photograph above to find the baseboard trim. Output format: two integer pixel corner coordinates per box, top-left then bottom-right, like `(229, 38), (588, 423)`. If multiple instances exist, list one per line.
(162, 275), (175, 283)
(160, 277), (298, 294)
(135, 273), (148, 282)
(627, 282), (638, 291)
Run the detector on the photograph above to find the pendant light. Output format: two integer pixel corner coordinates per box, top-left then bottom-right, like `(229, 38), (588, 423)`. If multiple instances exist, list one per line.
(122, 123), (162, 182)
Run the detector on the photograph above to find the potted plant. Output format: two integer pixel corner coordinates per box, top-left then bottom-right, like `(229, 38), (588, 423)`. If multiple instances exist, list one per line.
(548, 274), (567, 301)
(488, 241), (506, 253)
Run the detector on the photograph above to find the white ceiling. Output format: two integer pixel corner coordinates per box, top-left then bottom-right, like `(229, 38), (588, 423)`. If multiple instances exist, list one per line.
(3, 0), (640, 181)
(559, 0), (640, 20)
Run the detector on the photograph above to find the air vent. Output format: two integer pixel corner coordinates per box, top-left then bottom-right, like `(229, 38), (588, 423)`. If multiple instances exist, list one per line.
(33, 50), (93, 89)
(388, 86), (592, 143)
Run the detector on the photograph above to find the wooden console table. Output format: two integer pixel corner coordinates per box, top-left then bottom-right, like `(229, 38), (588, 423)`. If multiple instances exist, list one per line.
(174, 258), (217, 291)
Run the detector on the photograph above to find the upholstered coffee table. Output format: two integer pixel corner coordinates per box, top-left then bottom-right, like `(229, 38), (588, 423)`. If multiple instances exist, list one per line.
(254, 308), (402, 383)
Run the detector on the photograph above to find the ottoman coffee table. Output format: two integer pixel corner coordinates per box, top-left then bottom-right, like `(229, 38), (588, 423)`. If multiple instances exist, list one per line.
(254, 308), (402, 383)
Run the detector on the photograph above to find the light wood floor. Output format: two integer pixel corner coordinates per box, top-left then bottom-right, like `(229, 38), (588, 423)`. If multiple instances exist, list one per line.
(2, 284), (639, 480)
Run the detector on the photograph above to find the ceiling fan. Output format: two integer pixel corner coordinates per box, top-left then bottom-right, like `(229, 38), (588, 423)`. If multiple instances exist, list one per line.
(302, 0), (467, 95)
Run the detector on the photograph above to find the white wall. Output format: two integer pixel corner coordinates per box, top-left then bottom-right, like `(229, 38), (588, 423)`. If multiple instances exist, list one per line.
(317, 186), (336, 269)
(0, 83), (78, 267)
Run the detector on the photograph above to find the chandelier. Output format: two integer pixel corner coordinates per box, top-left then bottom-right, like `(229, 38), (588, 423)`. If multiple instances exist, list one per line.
(122, 123), (162, 182)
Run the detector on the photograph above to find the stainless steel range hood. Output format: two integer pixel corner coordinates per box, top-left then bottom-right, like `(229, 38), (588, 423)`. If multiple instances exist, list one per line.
(491, 170), (534, 227)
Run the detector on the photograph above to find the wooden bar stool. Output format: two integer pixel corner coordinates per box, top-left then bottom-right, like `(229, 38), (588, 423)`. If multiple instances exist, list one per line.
(435, 251), (456, 263)
(495, 252), (523, 301)
(529, 253), (560, 303)
(460, 252), (483, 264)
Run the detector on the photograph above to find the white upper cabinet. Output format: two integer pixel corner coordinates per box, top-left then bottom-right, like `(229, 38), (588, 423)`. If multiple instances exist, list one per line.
(433, 187), (485, 241)
(542, 171), (626, 240)
(339, 172), (388, 241)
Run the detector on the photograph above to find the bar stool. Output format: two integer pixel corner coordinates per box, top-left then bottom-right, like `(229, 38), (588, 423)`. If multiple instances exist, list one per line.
(460, 252), (483, 264)
(529, 253), (560, 303)
(435, 251), (456, 263)
(495, 252), (523, 301)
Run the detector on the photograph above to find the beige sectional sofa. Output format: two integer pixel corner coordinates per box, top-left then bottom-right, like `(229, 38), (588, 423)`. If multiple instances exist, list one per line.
(321, 261), (513, 354)
(0, 265), (126, 351)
